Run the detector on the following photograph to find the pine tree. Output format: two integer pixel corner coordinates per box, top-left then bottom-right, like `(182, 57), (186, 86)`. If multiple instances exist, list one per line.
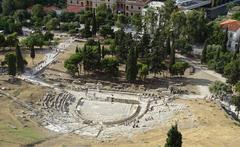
(165, 124), (182, 147)
(15, 44), (25, 73)
(126, 47), (138, 82)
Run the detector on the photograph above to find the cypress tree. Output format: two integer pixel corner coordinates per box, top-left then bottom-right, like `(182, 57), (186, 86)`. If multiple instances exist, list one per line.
(216, 47), (220, 60)
(75, 46), (79, 53)
(102, 45), (105, 59)
(166, 37), (171, 56)
(201, 39), (208, 64)
(140, 31), (150, 58)
(97, 42), (101, 68)
(15, 44), (25, 73)
(222, 28), (228, 52)
(83, 44), (87, 72)
(165, 124), (182, 147)
(92, 11), (97, 36)
(126, 47), (138, 82)
(169, 44), (175, 66)
(30, 45), (35, 64)
(84, 18), (92, 38)
(6, 53), (17, 76)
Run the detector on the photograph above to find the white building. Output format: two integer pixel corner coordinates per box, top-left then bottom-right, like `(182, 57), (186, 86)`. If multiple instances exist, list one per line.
(220, 19), (240, 52)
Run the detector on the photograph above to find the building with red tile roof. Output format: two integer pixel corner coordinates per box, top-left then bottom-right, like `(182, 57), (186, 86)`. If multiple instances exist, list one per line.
(66, 0), (150, 16)
(66, 5), (83, 13)
(220, 19), (240, 51)
(220, 19), (240, 31)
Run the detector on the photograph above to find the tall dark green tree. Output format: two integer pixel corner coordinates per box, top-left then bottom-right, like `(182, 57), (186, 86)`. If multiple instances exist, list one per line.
(30, 45), (35, 64)
(101, 45), (105, 59)
(201, 39), (208, 63)
(84, 18), (92, 38)
(222, 28), (228, 52)
(15, 44), (26, 73)
(139, 31), (150, 58)
(97, 42), (101, 64)
(75, 46), (79, 53)
(169, 43), (175, 67)
(2, 0), (14, 16)
(114, 29), (128, 61)
(5, 53), (17, 76)
(166, 36), (171, 56)
(149, 47), (165, 77)
(126, 48), (138, 82)
(92, 11), (97, 36)
(165, 124), (182, 147)
(0, 33), (6, 50)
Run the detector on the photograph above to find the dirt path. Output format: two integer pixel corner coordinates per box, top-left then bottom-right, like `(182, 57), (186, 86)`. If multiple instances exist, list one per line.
(176, 54), (226, 98)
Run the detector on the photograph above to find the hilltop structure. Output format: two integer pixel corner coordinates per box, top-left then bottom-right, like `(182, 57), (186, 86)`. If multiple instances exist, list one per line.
(67, 0), (149, 16)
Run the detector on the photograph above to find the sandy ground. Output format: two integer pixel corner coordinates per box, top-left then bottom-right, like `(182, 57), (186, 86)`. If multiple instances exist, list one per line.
(34, 99), (240, 147)
(0, 49), (46, 69)
(43, 41), (84, 78)
(0, 75), (50, 147)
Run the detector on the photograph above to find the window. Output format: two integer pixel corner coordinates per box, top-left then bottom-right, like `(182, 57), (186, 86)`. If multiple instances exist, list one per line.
(81, 2), (84, 6)
(126, 6), (128, 10)
(131, 13), (133, 16)
(235, 43), (238, 50)
(131, 5), (133, 9)
(228, 42), (231, 48)
(138, 7), (141, 10)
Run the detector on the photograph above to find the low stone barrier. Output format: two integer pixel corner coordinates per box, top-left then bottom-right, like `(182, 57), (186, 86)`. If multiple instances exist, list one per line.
(103, 105), (141, 126)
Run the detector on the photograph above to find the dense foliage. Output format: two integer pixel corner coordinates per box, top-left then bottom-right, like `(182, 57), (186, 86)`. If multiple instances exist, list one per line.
(165, 124), (182, 147)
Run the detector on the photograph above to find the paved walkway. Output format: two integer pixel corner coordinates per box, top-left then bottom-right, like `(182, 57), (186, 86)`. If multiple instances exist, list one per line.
(18, 36), (74, 87)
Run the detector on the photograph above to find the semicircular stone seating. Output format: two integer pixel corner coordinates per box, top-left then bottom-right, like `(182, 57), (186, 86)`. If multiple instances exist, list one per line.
(42, 92), (76, 113)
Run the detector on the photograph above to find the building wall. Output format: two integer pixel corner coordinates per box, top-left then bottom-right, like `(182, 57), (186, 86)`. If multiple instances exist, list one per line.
(227, 30), (240, 52)
(67, 0), (146, 15)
